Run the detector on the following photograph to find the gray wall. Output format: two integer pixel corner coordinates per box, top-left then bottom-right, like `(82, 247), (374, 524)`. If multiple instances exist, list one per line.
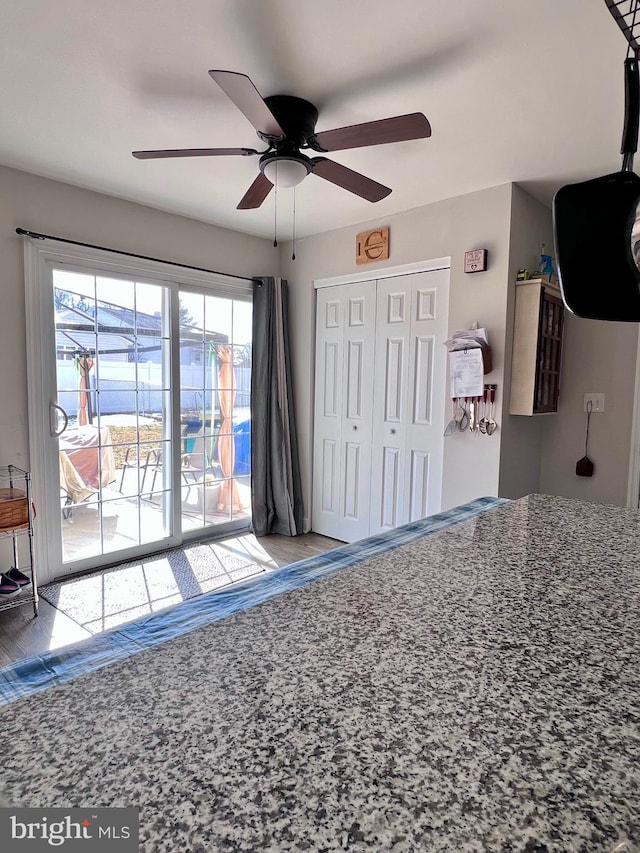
(281, 183), (513, 529)
(3, 162), (637, 531)
(539, 315), (638, 505)
(501, 184), (639, 508)
(497, 184), (555, 499)
(0, 164), (276, 468)
(283, 180), (640, 528)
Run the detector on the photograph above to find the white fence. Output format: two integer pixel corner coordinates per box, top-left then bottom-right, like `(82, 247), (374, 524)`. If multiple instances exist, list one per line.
(56, 361), (251, 418)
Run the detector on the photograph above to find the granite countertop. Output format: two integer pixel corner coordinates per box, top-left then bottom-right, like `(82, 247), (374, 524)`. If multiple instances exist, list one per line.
(2, 494), (640, 852)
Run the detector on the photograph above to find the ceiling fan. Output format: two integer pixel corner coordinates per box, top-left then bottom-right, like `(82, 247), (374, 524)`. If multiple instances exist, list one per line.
(132, 70), (432, 209)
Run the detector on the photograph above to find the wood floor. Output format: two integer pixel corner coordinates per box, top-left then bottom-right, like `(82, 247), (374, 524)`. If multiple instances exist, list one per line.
(0, 530), (343, 668)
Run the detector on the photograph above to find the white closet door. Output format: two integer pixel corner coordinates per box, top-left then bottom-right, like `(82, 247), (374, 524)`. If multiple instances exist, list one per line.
(312, 281), (376, 540)
(369, 270), (449, 534)
(403, 269), (448, 521)
(369, 276), (411, 532)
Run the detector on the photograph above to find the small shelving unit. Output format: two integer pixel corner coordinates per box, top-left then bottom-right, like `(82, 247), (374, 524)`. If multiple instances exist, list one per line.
(0, 465), (37, 616)
(509, 278), (564, 416)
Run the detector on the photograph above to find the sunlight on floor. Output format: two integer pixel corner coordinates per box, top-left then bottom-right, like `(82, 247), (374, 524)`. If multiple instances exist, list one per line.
(47, 534), (281, 641)
(47, 606), (92, 651)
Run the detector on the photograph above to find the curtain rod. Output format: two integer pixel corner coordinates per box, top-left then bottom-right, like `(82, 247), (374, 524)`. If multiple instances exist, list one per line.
(15, 227), (256, 283)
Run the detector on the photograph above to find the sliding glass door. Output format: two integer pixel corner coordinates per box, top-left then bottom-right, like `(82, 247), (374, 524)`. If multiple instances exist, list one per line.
(54, 270), (172, 564)
(178, 290), (252, 534)
(25, 239), (253, 583)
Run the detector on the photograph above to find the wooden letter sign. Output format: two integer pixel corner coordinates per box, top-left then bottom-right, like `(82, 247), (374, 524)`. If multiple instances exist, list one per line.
(356, 227), (389, 265)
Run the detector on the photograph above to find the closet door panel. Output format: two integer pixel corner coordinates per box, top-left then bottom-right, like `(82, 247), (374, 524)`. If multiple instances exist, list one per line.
(380, 446), (401, 529)
(340, 286), (376, 540)
(312, 291), (344, 537)
(409, 449), (430, 522)
(320, 439), (338, 513)
(404, 273), (448, 519)
(412, 335), (434, 425)
(384, 338), (404, 422)
(346, 340), (365, 419)
(313, 267), (449, 541)
(370, 280), (411, 534)
(322, 341), (340, 418)
(343, 441), (362, 519)
(312, 282), (375, 541)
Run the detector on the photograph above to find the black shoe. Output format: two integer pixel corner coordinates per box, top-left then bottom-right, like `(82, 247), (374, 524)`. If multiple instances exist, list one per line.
(6, 567), (30, 587)
(0, 574), (20, 598)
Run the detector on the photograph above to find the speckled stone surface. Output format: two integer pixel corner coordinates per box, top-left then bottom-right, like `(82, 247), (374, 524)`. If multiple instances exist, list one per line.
(2, 494), (640, 852)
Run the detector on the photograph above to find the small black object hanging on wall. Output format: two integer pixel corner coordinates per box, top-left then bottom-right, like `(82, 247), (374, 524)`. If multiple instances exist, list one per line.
(576, 400), (595, 477)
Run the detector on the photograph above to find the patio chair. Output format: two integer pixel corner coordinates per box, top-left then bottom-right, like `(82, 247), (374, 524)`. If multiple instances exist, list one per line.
(119, 446), (163, 498)
(61, 487), (74, 520)
(181, 433), (219, 497)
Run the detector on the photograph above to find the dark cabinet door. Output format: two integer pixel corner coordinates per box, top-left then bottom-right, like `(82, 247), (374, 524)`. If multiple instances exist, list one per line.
(533, 290), (564, 414)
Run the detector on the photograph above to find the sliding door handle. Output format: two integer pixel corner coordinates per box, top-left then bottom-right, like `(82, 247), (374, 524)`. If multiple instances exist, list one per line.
(50, 402), (68, 438)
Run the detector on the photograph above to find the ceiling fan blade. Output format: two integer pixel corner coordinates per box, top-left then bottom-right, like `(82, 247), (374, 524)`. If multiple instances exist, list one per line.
(309, 113), (431, 152)
(209, 70), (284, 137)
(132, 147), (258, 159)
(311, 158), (391, 202)
(237, 173), (274, 209)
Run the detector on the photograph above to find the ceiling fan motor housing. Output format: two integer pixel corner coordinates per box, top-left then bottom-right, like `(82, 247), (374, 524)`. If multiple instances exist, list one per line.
(257, 95), (320, 186)
(260, 95), (319, 146)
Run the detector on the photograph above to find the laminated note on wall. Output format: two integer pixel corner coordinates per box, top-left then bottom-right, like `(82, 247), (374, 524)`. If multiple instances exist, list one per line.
(449, 348), (484, 397)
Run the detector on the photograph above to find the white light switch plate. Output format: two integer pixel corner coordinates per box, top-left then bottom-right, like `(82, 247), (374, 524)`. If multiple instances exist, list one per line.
(584, 393), (605, 412)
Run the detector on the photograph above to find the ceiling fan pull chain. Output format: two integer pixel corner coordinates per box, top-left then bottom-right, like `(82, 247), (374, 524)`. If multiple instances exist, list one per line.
(273, 161), (278, 248)
(292, 186), (296, 261)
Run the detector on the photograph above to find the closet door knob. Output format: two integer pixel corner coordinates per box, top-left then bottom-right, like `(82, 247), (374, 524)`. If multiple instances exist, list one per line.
(352, 425), (358, 430)
(390, 428), (396, 434)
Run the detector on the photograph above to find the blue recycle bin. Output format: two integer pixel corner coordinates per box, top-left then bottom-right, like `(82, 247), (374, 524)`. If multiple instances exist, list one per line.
(233, 419), (251, 475)
(183, 417), (202, 453)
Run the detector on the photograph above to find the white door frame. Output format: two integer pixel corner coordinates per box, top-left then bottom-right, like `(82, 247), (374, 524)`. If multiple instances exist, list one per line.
(314, 257), (452, 290)
(312, 280), (378, 541)
(627, 326), (640, 508)
(312, 257), (452, 535)
(24, 237), (252, 583)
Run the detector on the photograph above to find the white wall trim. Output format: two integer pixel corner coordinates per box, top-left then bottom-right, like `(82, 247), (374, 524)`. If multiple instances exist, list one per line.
(313, 257), (451, 289)
(22, 237), (252, 295)
(627, 325), (640, 508)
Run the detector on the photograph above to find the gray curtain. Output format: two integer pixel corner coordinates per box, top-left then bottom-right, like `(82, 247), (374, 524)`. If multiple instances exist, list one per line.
(251, 277), (304, 536)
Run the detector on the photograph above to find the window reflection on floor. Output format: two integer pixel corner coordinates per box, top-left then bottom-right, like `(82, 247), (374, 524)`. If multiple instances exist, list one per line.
(46, 534), (277, 638)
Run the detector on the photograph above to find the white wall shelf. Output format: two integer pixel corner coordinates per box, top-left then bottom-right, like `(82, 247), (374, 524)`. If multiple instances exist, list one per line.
(509, 279), (564, 416)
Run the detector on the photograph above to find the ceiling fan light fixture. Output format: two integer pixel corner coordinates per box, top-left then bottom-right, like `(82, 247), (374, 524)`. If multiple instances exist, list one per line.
(262, 156), (310, 187)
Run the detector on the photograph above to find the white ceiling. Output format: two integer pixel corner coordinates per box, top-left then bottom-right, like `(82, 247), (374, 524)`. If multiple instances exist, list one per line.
(0, 0), (631, 239)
